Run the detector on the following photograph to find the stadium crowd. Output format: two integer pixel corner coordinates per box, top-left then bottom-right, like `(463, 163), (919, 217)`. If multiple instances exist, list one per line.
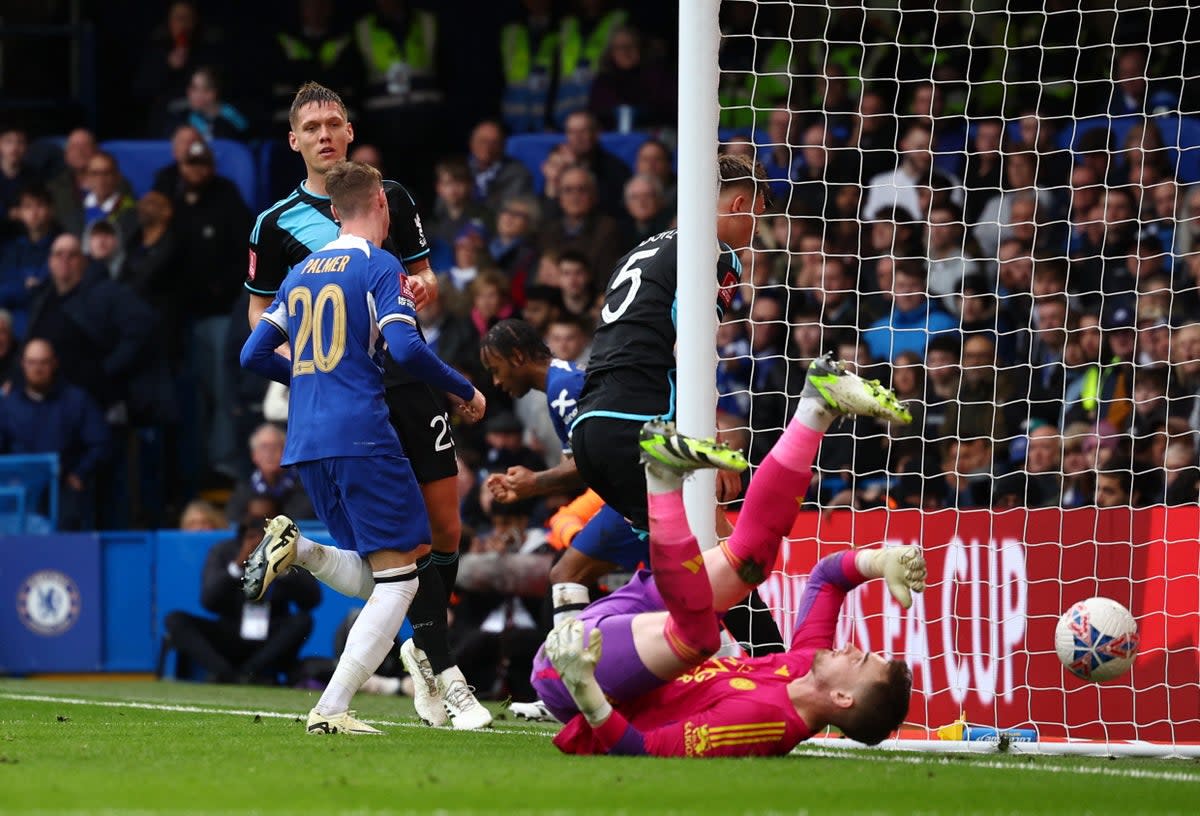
(3, 0), (1200, 694)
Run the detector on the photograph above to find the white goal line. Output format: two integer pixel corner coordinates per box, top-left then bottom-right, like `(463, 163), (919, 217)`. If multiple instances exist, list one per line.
(797, 745), (1200, 785)
(0, 692), (548, 737)
(805, 735), (1200, 760)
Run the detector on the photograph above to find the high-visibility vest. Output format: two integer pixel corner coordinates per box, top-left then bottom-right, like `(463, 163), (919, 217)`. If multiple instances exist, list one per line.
(276, 31), (352, 69)
(553, 9), (627, 126)
(719, 39), (795, 130)
(1079, 357), (1132, 428)
(500, 21), (558, 133)
(972, 17), (1073, 114)
(354, 10), (440, 109)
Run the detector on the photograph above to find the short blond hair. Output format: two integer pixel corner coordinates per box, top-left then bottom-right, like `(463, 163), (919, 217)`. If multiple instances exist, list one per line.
(325, 160), (382, 219)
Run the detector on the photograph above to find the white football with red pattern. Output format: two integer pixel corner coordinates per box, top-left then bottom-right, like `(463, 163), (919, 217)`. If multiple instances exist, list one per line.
(1055, 597), (1140, 683)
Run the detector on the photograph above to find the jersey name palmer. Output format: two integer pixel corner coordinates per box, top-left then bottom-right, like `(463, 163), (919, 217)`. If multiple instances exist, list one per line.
(300, 254), (352, 275)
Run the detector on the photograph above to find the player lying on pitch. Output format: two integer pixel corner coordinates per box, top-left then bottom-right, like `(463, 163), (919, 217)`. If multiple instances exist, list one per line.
(533, 354), (926, 757)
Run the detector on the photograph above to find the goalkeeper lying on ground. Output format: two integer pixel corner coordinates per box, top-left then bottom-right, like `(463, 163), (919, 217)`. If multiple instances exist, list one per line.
(533, 354), (926, 757)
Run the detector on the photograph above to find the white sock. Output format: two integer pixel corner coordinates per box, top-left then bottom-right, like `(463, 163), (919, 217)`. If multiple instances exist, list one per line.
(298, 537), (375, 600)
(316, 566), (418, 715)
(551, 582), (590, 628)
(793, 396), (837, 433)
(644, 464), (684, 494)
(437, 664), (468, 691)
(294, 533), (322, 565)
(360, 674), (402, 695)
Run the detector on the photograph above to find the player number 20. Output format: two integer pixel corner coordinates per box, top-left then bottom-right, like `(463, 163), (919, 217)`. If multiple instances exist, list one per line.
(288, 284), (347, 375)
(601, 247), (660, 324)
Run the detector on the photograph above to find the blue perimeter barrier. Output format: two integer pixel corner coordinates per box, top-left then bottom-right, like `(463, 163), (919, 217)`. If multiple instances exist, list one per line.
(1, 530), (397, 674)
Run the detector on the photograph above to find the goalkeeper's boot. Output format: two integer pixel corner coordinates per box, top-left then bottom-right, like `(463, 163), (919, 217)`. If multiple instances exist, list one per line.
(800, 352), (912, 425)
(438, 667), (493, 730)
(399, 639), (449, 727)
(242, 515), (299, 601)
(509, 699), (556, 722)
(638, 419), (749, 476)
(306, 708), (382, 735)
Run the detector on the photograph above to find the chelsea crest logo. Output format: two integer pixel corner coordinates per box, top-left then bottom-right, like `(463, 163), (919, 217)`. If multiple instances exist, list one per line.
(17, 570), (81, 636)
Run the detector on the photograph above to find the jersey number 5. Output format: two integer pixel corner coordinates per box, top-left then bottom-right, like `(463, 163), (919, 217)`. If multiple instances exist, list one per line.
(600, 247), (660, 324)
(288, 284), (347, 375)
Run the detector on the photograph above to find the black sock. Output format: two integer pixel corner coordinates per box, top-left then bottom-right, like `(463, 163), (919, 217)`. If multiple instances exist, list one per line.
(430, 549), (460, 603)
(409, 555), (455, 674)
(723, 588), (785, 657)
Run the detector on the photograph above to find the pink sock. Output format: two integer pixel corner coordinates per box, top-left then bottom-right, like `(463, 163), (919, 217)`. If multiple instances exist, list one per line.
(723, 423), (824, 583)
(647, 490), (720, 662)
(770, 417), (824, 472)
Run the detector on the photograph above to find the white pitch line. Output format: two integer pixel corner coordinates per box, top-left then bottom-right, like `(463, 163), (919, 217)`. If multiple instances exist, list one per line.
(5, 691), (1200, 785)
(796, 747), (1200, 784)
(0, 692), (552, 736)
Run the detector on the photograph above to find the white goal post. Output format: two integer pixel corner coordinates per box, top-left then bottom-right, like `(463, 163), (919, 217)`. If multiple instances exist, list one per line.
(678, 0), (1200, 758)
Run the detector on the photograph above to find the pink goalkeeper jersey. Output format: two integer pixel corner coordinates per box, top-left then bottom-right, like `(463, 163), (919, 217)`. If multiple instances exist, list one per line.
(553, 550), (863, 758)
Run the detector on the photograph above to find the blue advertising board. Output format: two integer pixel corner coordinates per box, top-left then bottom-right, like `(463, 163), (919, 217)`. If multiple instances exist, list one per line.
(0, 534), (103, 672)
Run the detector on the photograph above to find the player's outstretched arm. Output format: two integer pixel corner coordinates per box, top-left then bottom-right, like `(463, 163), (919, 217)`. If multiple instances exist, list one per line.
(789, 547), (926, 652)
(380, 320), (477, 406)
(240, 319), (291, 385)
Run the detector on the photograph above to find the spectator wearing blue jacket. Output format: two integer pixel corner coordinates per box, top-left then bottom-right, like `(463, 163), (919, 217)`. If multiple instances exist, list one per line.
(0, 186), (58, 339)
(163, 66), (250, 142)
(863, 261), (959, 363)
(0, 339), (109, 529)
(25, 233), (174, 426)
(1110, 46), (1179, 116)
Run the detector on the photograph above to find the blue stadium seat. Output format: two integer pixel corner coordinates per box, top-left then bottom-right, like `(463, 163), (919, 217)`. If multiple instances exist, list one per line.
(100, 140), (171, 197)
(0, 453), (59, 532)
(0, 486), (26, 535)
(100, 139), (258, 208)
(507, 131), (653, 194)
(1154, 115), (1200, 183)
(1056, 115), (1141, 156)
(210, 139), (257, 208)
(506, 133), (563, 194)
(256, 139), (308, 209)
(598, 131), (650, 171)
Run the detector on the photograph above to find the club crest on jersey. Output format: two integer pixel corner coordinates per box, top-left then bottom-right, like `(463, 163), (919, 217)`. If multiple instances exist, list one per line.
(717, 271), (738, 310)
(247, 248), (257, 280)
(684, 722), (711, 757)
(17, 569), (81, 636)
(398, 275), (416, 309)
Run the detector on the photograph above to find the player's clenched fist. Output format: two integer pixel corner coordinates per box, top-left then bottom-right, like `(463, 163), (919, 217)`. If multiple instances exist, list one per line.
(485, 472), (518, 503)
(450, 389), (487, 425)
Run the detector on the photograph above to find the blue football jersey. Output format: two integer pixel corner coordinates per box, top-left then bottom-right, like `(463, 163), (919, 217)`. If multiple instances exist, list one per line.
(545, 358), (585, 454)
(260, 235), (417, 465)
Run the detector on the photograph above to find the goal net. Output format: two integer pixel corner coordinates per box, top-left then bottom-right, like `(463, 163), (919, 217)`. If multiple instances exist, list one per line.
(709, 0), (1200, 756)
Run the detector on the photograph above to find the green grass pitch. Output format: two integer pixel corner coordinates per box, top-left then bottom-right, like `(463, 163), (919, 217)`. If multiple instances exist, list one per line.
(0, 678), (1196, 815)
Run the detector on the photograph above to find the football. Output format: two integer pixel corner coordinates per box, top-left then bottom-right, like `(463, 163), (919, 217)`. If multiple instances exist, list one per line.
(1055, 597), (1140, 682)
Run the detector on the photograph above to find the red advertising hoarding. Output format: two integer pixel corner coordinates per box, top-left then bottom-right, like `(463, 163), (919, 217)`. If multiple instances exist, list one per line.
(746, 507), (1200, 742)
